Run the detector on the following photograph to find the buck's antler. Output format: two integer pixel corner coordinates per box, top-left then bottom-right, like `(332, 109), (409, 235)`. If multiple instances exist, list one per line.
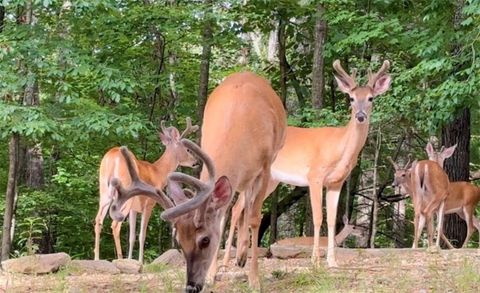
(367, 60), (390, 88)
(180, 117), (199, 138)
(333, 59), (357, 90)
(161, 139), (216, 221)
(109, 147), (174, 221)
(387, 156), (398, 170)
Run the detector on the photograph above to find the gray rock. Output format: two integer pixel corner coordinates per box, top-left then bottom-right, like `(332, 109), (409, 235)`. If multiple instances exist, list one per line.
(218, 247), (269, 259)
(151, 249), (185, 267)
(112, 259), (142, 274)
(1, 252), (71, 274)
(68, 260), (120, 275)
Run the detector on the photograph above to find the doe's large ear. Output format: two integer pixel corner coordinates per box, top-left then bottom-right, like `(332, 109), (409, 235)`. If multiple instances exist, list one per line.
(441, 144), (457, 159)
(372, 74), (391, 97)
(211, 176), (232, 209)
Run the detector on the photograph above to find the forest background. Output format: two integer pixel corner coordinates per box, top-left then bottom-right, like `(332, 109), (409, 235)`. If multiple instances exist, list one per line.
(0, 0), (479, 262)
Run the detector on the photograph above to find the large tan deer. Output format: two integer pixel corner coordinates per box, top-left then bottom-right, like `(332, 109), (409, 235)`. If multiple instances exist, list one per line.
(224, 60), (392, 268)
(109, 72), (286, 292)
(425, 142), (480, 247)
(390, 157), (453, 248)
(94, 118), (198, 263)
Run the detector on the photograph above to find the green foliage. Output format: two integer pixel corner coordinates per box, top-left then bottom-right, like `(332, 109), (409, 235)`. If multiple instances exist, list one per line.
(0, 0), (478, 260)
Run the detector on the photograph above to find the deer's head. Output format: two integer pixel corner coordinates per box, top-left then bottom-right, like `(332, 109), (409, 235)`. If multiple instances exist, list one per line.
(109, 139), (232, 293)
(159, 117), (199, 168)
(333, 60), (392, 124)
(388, 156), (413, 195)
(425, 142), (457, 168)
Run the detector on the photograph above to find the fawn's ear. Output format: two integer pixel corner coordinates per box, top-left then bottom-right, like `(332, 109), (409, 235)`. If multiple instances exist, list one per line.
(211, 176), (232, 209)
(372, 74), (391, 97)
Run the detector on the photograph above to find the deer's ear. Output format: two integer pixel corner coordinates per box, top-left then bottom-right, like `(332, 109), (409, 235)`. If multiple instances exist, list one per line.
(442, 144), (457, 159)
(211, 176), (232, 209)
(159, 131), (171, 145)
(372, 74), (391, 96)
(425, 142), (434, 157)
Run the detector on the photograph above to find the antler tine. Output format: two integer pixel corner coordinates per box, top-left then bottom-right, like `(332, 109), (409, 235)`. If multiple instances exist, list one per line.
(351, 68), (357, 81)
(109, 146), (174, 221)
(160, 120), (168, 134)
(333, 59), (357, 89)
(404, 154), (413, 169)
(387, 156), (398, 170)
(440, 146), (445, 153)
(180, 117), (199, 138)
(161, 139), (216, 221)
(367, 60), (390, 88)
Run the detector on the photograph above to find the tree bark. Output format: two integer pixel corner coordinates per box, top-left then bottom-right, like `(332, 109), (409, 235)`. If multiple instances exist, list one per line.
(369, 128), (381, 248)
(441, 107), (470, 247)
(277, 18), (287, 108)
(440, 0), (469, 248)
(2, 134), (20, 261)
(197, 0), (213, 125)
(311, 4), (327, 109)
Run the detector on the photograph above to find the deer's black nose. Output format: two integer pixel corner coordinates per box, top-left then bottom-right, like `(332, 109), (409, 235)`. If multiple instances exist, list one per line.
(185, 282), (203, 293)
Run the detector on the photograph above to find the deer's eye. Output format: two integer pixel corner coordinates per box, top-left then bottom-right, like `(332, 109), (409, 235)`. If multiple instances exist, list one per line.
(199, 236), (210, 249)
(349, 97), (354, 102)
(401, 174), (406, 177)
(368, 97), (373, 102)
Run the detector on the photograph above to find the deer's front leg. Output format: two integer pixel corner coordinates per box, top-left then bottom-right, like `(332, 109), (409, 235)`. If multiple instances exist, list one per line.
(326, 186), (341, 267)
(308, 178), (324, 265)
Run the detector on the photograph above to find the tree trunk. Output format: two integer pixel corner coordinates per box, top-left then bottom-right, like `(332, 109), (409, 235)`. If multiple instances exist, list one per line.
(369, 128), (382, 248)
(440, 0), (469, 248)
(277, 18), (287, 108)
(197, 0), (213, 125)
(441, 107), (470, 247)
(311, 4), (327, 109)
(2, 134), (20, 261)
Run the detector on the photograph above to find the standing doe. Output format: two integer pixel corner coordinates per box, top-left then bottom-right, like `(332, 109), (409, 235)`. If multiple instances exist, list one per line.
(225, 59), (391, 267)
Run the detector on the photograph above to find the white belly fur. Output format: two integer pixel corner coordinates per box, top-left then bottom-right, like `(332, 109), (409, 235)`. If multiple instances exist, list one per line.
(271, 169), (309, 187)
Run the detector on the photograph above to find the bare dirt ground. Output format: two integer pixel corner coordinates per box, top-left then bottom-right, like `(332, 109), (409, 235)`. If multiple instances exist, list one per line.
(1, 248), (479, 292)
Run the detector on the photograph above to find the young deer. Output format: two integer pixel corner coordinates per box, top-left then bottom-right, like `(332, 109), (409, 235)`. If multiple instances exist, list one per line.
(94, 118), (198, 262)
(224, 60), (391, 268)
(110, 72), (286, 292)
(426, 142), (480, 247)
(390, 157), (453, 248)
(274, 215), (364, 247)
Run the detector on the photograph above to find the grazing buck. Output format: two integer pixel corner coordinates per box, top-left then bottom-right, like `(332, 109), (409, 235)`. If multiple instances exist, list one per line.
(94, 118), (198, 262)
(425, 142), (479, 247)
(109, 72), (286, 292)
(389, 155), (453, 248)
(224, 59), (391, 268)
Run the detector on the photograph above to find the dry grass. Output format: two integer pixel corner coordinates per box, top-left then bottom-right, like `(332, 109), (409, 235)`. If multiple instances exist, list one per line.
(0, 249), (479, 292)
